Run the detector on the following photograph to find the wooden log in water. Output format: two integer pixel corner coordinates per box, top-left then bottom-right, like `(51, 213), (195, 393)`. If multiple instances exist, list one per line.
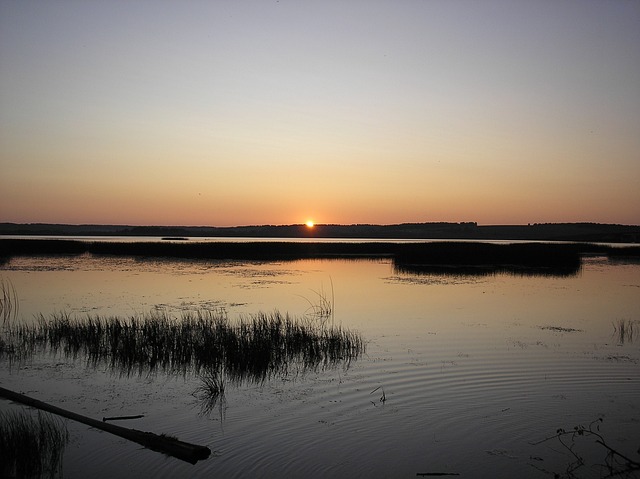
(0, 386), (211, 464)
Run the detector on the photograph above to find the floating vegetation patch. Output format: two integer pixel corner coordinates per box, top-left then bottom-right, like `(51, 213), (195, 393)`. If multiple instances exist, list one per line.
(2, 309), (365, 384)
(539, 326), (584, 333)
(603, 354), (635, 363)
(152, 299), (226, 314)
(0, 410), (69, 478)
(384, 274), (483, 286)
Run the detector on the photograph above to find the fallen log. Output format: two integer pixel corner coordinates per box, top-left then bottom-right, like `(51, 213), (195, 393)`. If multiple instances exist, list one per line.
(0, 386), (211, 464)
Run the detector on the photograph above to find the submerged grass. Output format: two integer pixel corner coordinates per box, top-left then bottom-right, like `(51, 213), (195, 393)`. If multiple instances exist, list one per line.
(0, 410), (69, 478)
(4, 309), (365, 382)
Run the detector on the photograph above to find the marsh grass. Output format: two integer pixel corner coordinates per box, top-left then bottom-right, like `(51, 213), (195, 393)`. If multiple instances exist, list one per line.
(607, 246), (640, 259)
(0, 410), (69, 478)
(0, 238), (602, 278)
(0, 277), (19, 325)
(1, 238), (596, 266)
(4, 309), (365, 382)
(393, 242), (584, 277)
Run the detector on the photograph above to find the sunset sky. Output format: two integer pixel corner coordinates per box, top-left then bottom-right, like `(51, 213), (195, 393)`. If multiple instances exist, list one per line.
(1, 0), (639, 227)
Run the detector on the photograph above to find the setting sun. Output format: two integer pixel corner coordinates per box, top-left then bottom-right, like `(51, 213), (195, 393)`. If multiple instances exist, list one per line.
(305, 220), (315, 228)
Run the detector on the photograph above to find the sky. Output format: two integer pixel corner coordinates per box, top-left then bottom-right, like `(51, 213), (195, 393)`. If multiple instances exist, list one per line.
(1, 0), (639, 227)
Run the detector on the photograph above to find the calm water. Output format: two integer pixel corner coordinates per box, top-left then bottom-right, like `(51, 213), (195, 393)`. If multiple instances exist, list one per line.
(1, 250), (639, 478)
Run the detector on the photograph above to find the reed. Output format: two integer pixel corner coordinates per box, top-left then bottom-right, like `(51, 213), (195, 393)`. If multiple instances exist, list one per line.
(4, 309), (365, 383)
(0, 277), (19, 325)
(4, 237), (622, 277)
(298, 279), (335, 324)
(612, 319), (637, 344)
(0, 238), (605, 266)
(392, 242), (587, 277)
(0, 238), (393, 260)
(0, 410), (69, 478)
(607, 245), (640, 259)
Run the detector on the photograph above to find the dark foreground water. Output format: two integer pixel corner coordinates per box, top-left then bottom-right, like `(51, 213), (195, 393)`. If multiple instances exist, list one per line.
(1, 252), (639, 478)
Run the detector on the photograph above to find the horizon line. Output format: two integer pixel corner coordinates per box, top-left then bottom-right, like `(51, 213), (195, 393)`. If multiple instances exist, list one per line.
(2, 221), (640, 228)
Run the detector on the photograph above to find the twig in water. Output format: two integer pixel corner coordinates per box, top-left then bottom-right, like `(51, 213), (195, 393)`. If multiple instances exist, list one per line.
(416, 473), (460, 477)
(370, 386), (386, 404)
(530, 418), (640, 477)
(102, 415), (145, 422)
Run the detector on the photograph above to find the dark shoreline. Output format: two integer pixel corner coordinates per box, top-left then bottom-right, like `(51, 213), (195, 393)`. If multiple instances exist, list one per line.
(2, 238), (638, 277)
(2, 222), (639, 243)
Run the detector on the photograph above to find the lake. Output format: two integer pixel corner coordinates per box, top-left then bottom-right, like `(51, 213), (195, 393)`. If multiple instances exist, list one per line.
(1, 244), (639, 478)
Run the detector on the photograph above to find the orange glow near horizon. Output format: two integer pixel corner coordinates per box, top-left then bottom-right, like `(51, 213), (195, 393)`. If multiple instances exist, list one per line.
(1, 2), (639, 227)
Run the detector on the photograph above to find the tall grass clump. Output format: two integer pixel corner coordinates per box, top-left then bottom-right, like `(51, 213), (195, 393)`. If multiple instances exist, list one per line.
(194, 367), (227, 418)
(0, 410), (69, 478)
(5, 309), (365, 383)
